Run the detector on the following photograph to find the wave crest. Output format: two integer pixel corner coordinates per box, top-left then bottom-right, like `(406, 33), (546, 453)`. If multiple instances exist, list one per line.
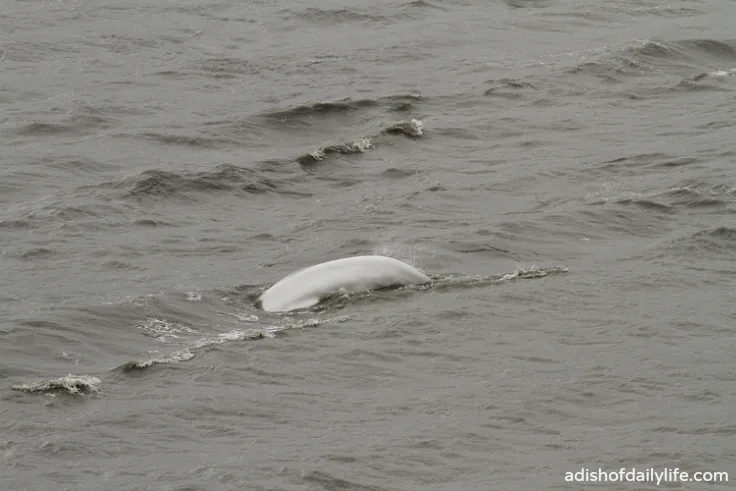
(12, 374), (102, 395)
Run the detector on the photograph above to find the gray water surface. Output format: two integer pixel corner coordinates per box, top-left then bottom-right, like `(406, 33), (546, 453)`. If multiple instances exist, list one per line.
(1, 0), (735, 490)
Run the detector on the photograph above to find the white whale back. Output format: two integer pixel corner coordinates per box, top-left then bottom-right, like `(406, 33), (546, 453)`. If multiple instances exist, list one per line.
(256, 255), (431, 312)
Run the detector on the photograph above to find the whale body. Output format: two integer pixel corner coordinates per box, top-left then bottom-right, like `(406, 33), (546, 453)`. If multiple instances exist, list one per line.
(256, 255), (431, 312)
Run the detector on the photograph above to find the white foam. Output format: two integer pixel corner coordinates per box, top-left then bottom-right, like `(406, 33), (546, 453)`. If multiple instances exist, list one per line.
(186, 292), (202, 302)
(350, 137), (373, 152)
(135, 317), (198, 342)
(309, 148), (326, 161)
(132, 349), (195, 368)
(499, 265), (569, 281)
(408, 119), (424, 137)
(12, 374), (102, 395)
(708, 68), (735, 78)
(226, 312), (260, 322)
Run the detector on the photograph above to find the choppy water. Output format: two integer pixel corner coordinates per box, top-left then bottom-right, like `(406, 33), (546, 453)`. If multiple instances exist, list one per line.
(1, 0), (735, 490)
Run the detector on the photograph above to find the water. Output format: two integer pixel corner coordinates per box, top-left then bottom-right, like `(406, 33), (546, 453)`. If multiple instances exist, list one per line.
(1, 0), (735, 489)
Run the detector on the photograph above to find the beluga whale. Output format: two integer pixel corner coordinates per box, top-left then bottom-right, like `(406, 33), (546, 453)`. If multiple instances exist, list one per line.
(255, 255), (431, 312)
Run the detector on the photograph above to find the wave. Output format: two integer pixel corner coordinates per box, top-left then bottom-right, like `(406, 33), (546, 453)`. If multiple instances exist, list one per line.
(675, 39), (736, 61)
(648, 226), (736, 263)
(589, 153), (705, 177)
(188, 56), (262, 79)
(684, 226), (736, 254)
(564, 38), (736, 89)
(133, 218), (174, 227)
(663, 182), (735, 209)
(288, 7), (386, 24)
(297, 137), (374, 166)
(11, 374), (102, 396)
(0, 195), (127, 234)
(14, 248), (56, 260)
(109, 164), (313, 201)
(583, 169), (735, 214)
(133, 132), (242, 148)
(117, 349), (196, 370)
(147, 264), (567, 342)
(82, 33), (162, 55)
(12, 106), (121, 137)
(615, 198), (674, 214)
(504, 0), (551, 9)
(42, 156), (118, 175)
(0, 219), (32, 230)
(7, 263), (570, 395)
(497, 265), (569, 281)
(4, 160), (314, 232)
(278, 2), (442, 27)
(307, 266), (570, 311)
(0, 39), (80, 63)
(625, 5), (703, 19)
(483, 77), (538, 98)
(258, 94), (423, 125)
(135, 317), (199, 343)
(119, 315), (354, 372)
(297, 119), (424, 166)
(264, 98), (380, 120)
(384, 118), (424, 137)
(381, 168), (424, 179)
(302, 470), (393, 491)
(689, 68), (736, 81)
